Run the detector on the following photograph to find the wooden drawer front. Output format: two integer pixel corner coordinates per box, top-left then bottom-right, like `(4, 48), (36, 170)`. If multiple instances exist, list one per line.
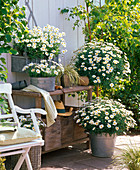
(44, 117), (61, 151)
(61, 116), (74, 144)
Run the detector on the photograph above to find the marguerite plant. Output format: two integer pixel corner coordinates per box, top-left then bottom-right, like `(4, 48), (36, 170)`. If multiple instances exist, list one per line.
(74, 98), (136, 135)
(73, 40), (131, 89)
(13, 24), (67, 60)
(18, 115), (46, 131)
(22, 60), (64, 77)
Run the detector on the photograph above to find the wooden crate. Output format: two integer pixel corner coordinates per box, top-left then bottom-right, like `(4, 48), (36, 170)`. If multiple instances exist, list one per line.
(43, 114), (88, 152)
(43, 117), (61, 152)
(61, 115), (74, 144)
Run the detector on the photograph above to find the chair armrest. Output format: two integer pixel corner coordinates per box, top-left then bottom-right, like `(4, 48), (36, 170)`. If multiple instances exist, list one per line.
(15, 105), (47, 115)
(15, 105), (47, 135)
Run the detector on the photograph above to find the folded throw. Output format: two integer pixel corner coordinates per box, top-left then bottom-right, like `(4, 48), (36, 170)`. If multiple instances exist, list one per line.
(23, 85), (57, 127)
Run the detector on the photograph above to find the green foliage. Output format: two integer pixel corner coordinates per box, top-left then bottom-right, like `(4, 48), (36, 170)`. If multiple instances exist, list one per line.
(60, 1), (105, 40)
(60, 0), (140, 82)
(0, 94), (9, 115)
(92, 0), (140, 81)
(0, 0), (27, 55)
(103, 81), (140, 129)
(0, 0), (27, 82)
(113, 144), (140, 170)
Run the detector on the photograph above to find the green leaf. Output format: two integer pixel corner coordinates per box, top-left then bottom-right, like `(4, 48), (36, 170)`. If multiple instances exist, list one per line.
(61, 8), (69, 14)
(10, 49), (18, 55)
(0, 58), (6, 64)
(5, 34), (12, 42)
(0, 47), (8, 53)
(1, 8), (7, 15)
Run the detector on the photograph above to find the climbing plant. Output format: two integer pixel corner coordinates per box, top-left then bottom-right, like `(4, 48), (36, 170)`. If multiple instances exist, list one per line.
(0, 0), (27, 117)
(92, 0), (140, 83)
(0, 0), (27, 82)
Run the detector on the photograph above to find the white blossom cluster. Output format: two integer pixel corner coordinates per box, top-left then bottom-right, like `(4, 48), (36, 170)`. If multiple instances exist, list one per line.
(74, 98), (136, 135)
(74, 41), (131, 88)
(22, 59), (64, 77)
(13, 24), (67, 60)
(18, 115), (46, 131)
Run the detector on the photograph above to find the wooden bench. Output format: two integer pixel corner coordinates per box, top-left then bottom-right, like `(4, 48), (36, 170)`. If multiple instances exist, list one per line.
(13, 86), (93, 153)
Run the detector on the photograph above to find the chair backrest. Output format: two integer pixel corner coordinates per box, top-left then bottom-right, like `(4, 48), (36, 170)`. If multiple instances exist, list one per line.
(0, 83), (20, 126)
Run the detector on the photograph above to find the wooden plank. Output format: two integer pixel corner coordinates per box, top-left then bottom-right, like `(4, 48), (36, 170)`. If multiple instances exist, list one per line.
(12, 90), (63, 97)
(43, 117), (61, 151)
(87, 88), (93, 101)
(62, 86), (93, 93)
(61, 116), (74, 144)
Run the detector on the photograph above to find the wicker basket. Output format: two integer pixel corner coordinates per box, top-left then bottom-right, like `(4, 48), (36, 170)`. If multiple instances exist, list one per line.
(5, 146), (41, 170)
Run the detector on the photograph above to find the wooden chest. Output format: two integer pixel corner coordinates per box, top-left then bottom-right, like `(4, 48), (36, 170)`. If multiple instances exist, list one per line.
(43, 114), (88, 153)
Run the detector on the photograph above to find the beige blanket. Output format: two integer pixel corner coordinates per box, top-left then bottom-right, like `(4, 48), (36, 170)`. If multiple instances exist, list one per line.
(23, 85), (57, 127)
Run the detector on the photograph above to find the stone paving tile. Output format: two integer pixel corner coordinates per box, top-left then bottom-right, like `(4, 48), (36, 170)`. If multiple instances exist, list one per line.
(41, 135), (140, 170)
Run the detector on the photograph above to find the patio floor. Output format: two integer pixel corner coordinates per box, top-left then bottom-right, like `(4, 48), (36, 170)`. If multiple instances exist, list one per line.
(41, 134), (140, 170)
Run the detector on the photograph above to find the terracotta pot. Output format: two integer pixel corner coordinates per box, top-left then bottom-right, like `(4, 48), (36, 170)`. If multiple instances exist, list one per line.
(79, 76), (89, 86)
(61, 75), (74, 88)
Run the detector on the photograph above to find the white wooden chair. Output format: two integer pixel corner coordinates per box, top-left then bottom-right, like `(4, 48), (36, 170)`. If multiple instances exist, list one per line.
(0, 83), (47, 170)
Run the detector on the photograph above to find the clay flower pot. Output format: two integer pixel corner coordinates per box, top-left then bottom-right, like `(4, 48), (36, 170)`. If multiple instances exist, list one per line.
(79, 76), (89, 86)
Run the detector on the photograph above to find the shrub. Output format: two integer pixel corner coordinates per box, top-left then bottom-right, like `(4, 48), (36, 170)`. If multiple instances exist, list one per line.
(73, 40), (131, 90)
(74, 98), (136, 135)
(103, 81), (140, 129)
(92, 0), (140, 82)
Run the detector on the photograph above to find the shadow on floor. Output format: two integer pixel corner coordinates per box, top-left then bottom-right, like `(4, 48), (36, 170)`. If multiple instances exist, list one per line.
(41, 144), (114, 170)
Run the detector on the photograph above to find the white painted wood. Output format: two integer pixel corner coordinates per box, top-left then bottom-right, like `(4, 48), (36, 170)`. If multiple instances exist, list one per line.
(0, 83), (46, 170)
(25, 153), (33, 170)
(14, 147), (31, 170)
(3, 0), (86, 108)
(0, 140), (44, 153)
(0, 150), (25, 157)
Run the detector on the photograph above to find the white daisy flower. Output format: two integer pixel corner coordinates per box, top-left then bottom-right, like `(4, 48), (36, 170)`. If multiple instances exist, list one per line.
(110, 83), (114, 87)
(99, 124), (104, 129)
(115, 127), (119, 130)
(107, 124), (111, 128)
(92, 75), (96, 78)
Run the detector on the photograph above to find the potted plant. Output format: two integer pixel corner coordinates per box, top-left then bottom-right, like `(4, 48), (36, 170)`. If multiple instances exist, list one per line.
(22, 60), (64, 91)
(74, 98), (136, 157)
(12, 24), (67, 72)
(73, 40), (131, 96)
(56, 64), (80, 87)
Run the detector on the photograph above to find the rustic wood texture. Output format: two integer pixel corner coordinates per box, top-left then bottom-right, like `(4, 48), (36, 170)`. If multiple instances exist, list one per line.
(12, 89), (63, 97)
(12, 86), (92, 153)
(13, 86), (93, 97)
(61, 115), (74, 144)
(44, 117), (61, 151)
(43, 114), (88, 153)
(73, 123), (87, 141)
